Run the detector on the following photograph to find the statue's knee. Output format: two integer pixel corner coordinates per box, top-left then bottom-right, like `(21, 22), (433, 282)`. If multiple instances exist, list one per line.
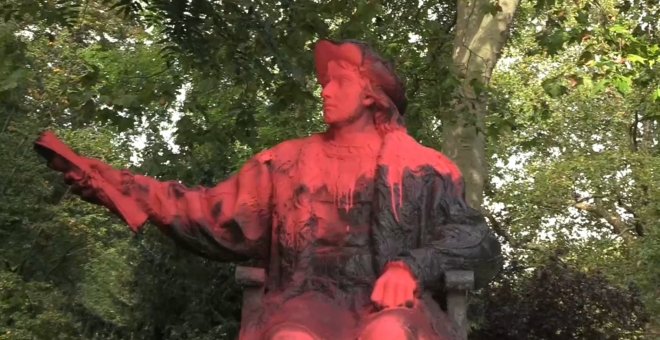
(265, 324), (317, 340)
(359, 313), (413, 340)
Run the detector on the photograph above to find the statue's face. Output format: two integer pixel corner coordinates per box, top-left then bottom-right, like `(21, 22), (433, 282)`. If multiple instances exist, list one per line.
(321, 60), (370, 126)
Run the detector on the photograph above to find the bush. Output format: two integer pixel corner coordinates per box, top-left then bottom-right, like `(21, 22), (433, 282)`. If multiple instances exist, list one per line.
(472, 256), (649, 340)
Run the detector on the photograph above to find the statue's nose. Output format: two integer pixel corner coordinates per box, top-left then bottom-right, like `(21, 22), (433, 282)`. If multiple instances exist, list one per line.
(321, 81), (336, 100)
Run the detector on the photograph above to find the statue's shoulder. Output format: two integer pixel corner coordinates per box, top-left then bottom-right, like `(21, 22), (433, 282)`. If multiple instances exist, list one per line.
(381, 130), (462, 183)
(253, 134), (322, 168)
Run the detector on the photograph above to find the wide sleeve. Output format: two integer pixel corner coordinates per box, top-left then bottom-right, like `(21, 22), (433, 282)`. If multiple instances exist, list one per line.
(395, 198), (503, 290)
(34, 131), (273, 262)
(390, 164), (503, 291)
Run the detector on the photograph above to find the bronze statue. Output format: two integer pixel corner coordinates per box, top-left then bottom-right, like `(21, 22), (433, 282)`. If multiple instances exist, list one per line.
(35, 39), (502, 339)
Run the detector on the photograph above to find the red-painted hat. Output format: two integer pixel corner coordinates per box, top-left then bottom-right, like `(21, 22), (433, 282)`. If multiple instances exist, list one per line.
(314, 39), (407, 115)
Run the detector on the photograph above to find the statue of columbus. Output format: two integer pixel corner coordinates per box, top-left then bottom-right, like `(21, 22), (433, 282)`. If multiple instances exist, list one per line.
(35, 39), (502, 339)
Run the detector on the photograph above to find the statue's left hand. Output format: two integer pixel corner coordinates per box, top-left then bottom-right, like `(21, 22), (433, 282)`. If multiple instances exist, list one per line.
(370, 261), (418, 309)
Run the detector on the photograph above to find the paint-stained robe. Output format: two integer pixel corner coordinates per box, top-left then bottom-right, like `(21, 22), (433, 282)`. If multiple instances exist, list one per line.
(35, 129), (502, 339)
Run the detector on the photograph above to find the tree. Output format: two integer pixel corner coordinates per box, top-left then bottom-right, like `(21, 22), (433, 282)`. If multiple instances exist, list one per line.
(444, 0), (520, 207)
(483, 0), (659, 335)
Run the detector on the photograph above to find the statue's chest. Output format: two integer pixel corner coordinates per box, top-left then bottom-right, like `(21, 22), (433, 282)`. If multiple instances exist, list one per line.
(271, 147), (378, 250)
(297, 146), (378, 207)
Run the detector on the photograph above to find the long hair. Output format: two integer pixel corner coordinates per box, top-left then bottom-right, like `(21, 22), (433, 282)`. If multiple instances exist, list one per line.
(348, 40), (407, 135)
(362, 80), (406, 135)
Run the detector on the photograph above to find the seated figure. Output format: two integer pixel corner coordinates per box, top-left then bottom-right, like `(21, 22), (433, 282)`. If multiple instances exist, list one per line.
(35, 39), (503, 339)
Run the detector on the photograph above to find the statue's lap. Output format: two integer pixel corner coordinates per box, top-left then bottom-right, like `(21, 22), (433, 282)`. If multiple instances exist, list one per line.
(241, 291), (453, 339)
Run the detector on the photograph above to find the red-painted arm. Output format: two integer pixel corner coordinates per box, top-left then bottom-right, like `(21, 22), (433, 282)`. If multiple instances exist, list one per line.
(35, 131), (272, 261)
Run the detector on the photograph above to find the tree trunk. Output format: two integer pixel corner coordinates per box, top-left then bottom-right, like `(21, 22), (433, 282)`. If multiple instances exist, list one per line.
(443, 0), (520, 208)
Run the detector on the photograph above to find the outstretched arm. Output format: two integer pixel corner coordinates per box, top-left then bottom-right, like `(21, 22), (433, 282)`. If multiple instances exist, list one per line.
(35, 131), (273, 261)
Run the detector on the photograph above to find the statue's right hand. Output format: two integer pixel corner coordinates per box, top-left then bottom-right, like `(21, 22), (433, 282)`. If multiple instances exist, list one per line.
(35, 131), (149, 230)
(46, 153), (72, 173)
(35, 131), (102, 203)
(35, 131), (78, 171)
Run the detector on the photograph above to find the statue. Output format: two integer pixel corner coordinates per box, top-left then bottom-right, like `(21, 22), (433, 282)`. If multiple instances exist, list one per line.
(35, 39), (502, 339)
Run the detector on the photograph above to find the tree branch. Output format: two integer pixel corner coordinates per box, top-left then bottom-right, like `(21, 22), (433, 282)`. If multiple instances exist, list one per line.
(481, 208), (542, 251)
(616, 197), (645, 236)
(629, 110), (639, 152)
(573, 201), (635, 242)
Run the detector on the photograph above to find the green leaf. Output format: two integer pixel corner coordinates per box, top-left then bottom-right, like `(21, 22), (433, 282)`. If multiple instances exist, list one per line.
(651, 88), (660, 102)
(0, 69), (26, 91)
(534, 0), (556, 13)
(612, 75), (632, 95)
(576, 10), (589, 25)
(541, 30), (571, 55)
(626, 54), (646, 64)
(608, 24), (630, 35)
(113, 94), (139, 107)
(542, 77), (568, 98)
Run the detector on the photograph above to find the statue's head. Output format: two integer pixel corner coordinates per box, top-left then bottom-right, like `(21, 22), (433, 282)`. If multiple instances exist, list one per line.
(314, 40), (407, 132)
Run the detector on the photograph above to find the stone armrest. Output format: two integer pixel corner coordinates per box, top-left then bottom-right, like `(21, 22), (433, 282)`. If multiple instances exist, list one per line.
(235, 265), (266, 287)
(445, 270), (474, 340)
(235, 266), (266, 339)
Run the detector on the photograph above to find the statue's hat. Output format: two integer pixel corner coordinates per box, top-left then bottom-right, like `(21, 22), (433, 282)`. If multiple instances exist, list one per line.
(314, 39), (407, 115)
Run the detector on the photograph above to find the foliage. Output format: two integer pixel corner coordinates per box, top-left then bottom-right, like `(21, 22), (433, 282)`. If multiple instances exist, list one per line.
(486, 0), (659, 334)
(0, 271), (79, 339)
(473, 255), (649, 339)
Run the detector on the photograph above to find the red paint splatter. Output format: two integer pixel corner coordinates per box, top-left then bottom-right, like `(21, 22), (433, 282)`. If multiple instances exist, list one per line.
(379, 130), (464, 219)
